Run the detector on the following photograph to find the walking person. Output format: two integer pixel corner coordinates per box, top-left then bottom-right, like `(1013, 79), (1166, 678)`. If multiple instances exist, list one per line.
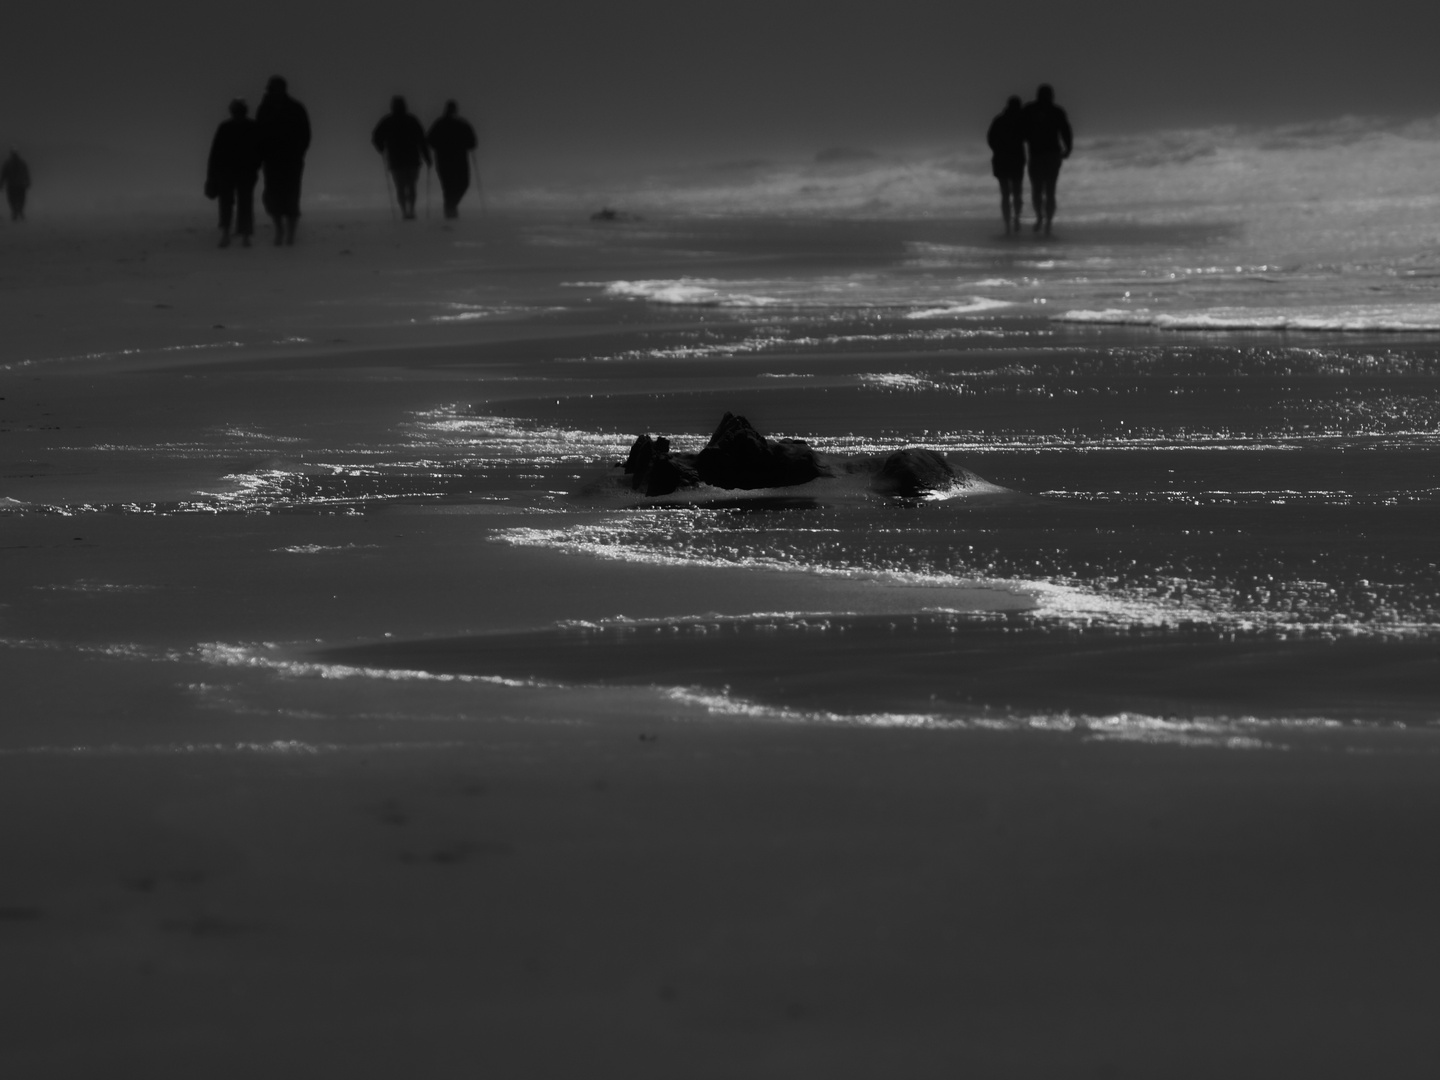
(1021, 84), (1073, 236)
(205, 100), (262, 247)
(426, 101), (479, 220)
(987, 96), (1026, 235)
(1, 150), (31, 222)
(256, 76), (311, 246)
(372, 97), (430, 220)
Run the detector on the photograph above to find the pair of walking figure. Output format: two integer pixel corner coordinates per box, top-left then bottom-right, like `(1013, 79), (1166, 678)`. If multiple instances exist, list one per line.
(205, 76), (310, 247)
(988, 84), (1073, 236)
(371, 97), (478, 221)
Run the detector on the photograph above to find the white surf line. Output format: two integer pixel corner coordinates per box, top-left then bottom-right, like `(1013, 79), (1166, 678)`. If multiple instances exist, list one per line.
(0, 337), (310, 372)
(660, 686), (1313, 750)
(195, 642), (542, 688)
(1055, 307), (1440, 332)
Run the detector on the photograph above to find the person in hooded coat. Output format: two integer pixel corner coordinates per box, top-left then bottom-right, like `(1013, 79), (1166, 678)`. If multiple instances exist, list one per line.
(986, 96), (1026, 235)
(426, 101), (479, 219)
(1, 151), (31, 222)
(256, 75), (311, 245)
(205, 99), (262, 247)
(372, 96), (431, 220)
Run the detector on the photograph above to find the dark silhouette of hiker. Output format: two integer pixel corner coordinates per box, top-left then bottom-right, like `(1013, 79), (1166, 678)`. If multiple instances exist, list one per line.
(987, 96), (1026, 235)
(1020, 84), (1073, 236)
(1, 150), (31, 222)
(372, 96), (431, 220)
(205, 100), (262, 248)
(256, 75), (311, 245)
(426, 101), (478, 219)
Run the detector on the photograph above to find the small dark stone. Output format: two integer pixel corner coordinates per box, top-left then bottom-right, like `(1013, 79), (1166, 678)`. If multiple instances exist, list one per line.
(162, 915), (256, 938)
(430, 843), (471, 865)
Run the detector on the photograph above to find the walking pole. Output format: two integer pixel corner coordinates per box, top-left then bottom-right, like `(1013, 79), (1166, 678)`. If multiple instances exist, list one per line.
(425, 163), (432, 220)
(381, 154), (397, 221)
(470, 149), (486, 216)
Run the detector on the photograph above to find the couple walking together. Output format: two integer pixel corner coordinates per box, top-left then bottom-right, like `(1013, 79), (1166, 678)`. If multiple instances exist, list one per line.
(988, 84), (1073, 236)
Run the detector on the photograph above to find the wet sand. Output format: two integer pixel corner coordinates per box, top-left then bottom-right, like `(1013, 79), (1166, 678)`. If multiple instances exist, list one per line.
(4, 210), (1440, 1075)
(8, 728), (1440, 1077)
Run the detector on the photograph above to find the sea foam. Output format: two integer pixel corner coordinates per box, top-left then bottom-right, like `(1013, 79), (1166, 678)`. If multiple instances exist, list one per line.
(1059, 304), (1440, 333)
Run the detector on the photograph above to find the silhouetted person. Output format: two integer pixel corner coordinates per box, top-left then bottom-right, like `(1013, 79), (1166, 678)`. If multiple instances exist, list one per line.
(256, 75), (311, 245)
(372, 96), (430, 220)
(426, 100), (478, 219)
(1, 151), (31, 222)
(205, 100), (262, 248)
(1020, 84), (1072, 236)
(987, 96), (1026, 235)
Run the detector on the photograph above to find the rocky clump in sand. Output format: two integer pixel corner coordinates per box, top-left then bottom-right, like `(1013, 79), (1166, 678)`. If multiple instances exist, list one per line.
(623, 412), (826, 495)
(621, 413), (959, 498)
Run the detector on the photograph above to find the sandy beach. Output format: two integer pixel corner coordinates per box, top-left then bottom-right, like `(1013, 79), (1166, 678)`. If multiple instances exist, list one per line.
(4, 204), (1440, 1076)
(9, 724), (1440, 1078)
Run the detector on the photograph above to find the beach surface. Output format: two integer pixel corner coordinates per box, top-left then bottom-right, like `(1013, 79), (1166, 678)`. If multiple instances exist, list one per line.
(4, 201), (1440, 1075)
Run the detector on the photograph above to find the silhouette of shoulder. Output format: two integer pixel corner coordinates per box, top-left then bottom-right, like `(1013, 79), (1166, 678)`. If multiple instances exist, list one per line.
(1021, 100), (1072, 157)
(428, 115), (477, 155)
(258, 95), (311, 158)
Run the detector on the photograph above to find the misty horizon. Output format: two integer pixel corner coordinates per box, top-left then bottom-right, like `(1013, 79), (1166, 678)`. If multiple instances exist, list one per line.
(6, 0), (1440, 210)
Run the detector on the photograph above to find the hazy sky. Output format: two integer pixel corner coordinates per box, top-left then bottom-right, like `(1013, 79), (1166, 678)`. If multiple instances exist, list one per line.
(5, 1), (1440, 197)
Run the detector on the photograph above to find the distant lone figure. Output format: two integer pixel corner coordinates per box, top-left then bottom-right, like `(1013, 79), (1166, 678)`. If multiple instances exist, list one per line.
(1020, 84), (1073, 236)
(1, 151), (31, 222)
(256, 76), (311, 246)
(373, 96), (431, 220)
(205, 100), (262, 248)
(426, 101), (479, 219)
(987, 96), (1026, 235)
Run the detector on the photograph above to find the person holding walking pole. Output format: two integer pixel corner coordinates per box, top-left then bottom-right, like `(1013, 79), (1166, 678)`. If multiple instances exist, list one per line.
(371, 96), (430, 220)
(426, 100), (479, 220)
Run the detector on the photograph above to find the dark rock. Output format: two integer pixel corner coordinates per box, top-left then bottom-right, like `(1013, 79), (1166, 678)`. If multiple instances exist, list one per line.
(645, 453), (700, 496)
(621, 433), (701, 496)
(871, 448), (956, 497)
(621, 433), (660, 477)
(695, 412), (828, 490)
(696, 412), (770, 489)
(770, 438), (827, 486)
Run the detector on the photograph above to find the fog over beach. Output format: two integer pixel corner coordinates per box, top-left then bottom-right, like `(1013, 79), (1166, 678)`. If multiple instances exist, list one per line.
(5, 3), (1440, 1076)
